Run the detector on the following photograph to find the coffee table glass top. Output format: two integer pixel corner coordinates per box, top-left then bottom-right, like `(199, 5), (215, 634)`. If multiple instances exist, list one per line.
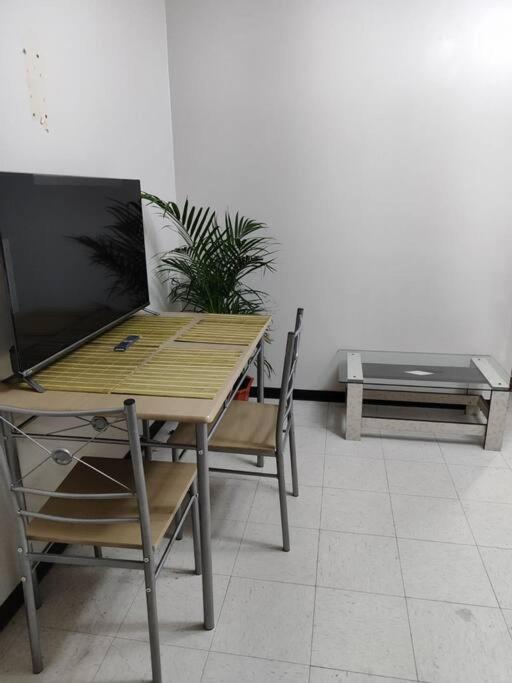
(338, 350), (509, 391)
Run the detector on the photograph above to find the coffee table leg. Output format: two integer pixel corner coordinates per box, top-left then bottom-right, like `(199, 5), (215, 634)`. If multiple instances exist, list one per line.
(345, 382), (363, 440)
(484, 390), (509, 451)
(196, 423), (214, 629)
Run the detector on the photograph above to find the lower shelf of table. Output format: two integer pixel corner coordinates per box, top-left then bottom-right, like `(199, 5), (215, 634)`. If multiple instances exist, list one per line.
(360, 403), (487, 437)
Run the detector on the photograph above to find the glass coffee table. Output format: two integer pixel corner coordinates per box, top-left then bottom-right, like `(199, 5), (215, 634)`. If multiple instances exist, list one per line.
(338, 350), (510, 450)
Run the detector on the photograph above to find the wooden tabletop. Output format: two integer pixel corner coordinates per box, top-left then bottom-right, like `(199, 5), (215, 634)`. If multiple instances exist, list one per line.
(0, 312), (271, 423)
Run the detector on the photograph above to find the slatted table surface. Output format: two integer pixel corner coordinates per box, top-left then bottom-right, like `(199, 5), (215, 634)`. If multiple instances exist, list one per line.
(30, 313), (263, 401)
(116, 348), (242, 399)
(34, 344), (150, 394)
(92, 315), (194, 347)
(177, 314), (271, 345)
(0, 312), (271, 423)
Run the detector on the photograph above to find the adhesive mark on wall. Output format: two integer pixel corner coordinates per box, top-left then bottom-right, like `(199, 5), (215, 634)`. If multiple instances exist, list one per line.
(23, 47), (49, 133)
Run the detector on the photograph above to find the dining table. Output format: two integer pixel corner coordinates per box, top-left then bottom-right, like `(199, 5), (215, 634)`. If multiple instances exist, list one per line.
(0, 310), (271, 630)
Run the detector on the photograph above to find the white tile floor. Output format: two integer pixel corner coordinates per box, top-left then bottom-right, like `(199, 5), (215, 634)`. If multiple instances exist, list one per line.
(3, 400), (512, 681)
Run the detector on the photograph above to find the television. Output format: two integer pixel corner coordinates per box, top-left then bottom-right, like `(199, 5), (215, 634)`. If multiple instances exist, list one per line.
(0, 172), (149, 383)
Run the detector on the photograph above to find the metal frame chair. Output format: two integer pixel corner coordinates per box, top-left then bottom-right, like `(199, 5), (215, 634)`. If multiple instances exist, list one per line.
(287, 307), (304, 497)
(168, 308), (304, 552)
(0, 398), (201, 683)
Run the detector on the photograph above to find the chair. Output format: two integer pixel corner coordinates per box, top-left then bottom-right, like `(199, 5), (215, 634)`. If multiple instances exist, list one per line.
(0, 399), (201, 683)
(168, 308), (304, 552)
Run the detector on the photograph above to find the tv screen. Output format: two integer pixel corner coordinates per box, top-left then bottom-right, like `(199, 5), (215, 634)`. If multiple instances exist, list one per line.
(0, 172), (149, 375)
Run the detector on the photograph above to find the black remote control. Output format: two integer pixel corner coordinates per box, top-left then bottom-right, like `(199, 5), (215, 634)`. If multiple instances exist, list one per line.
(114, 335), (140, 352)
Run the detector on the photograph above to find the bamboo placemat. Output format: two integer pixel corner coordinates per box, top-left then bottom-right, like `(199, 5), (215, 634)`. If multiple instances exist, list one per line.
(34, 345), (150, 393)
(31, 313), (264, 398)
(202, 314), (271, 323)
(34, 342), (242, 399)
(113, 348), (242, 399)
(92, 316), (194, 347)
(177, 314), (270, 345)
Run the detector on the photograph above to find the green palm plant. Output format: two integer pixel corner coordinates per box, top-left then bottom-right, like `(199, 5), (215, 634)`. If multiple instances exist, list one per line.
(142, 192), (277, 315)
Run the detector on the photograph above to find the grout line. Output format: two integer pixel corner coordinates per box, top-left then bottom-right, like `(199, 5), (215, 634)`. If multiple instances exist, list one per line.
(459, 496), (512, 508)
(402, 594), (500, 610)
(87, 634), (115, 682)
(106, 631), (211, 652)
(323, 527), (477, 547)
(383, 455), (420, 682)
(308, 441), (325, 683)
(11, 619), (430, 683)
(443, 459), (510, 470)
(311, 663), (420, 682)
(440, 444), (512, 644)
(114, 568), (501, 610)
(203, 650), (311, 677)
(392, 488), (512, 507)
(112, 569), (145, 639)
(206, 644), (311, 671)
(199, 470), (262, 681)
(200, 478), (261, 681)
(323, 482), (458, 502)
(238, 499), (512, 551)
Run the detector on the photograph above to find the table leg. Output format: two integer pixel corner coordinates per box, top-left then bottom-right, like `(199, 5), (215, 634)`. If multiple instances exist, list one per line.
(142, 419), (152, 461)
(345, 382), (363, 440)
(484, 390), (509, 451)
(195, 423), (214, 629)
(256, 340), (265, 468)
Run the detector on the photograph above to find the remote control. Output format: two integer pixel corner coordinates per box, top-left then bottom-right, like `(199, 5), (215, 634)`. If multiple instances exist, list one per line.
(114, 335), (140, 352)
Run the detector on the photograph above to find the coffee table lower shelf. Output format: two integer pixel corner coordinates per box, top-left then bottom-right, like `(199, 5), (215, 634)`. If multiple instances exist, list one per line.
(344, 387), (509, 451)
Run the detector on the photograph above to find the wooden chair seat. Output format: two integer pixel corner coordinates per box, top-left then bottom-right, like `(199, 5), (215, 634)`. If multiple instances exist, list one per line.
(168, 401), (279, 454)
(26, 457), (197, 550)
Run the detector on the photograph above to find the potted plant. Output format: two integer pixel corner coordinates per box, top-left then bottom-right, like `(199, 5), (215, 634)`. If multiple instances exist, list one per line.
(142, 193), (276, 396)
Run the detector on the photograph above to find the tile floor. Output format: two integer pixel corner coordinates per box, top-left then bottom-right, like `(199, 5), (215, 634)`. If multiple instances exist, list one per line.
(2, 400), (512, 681)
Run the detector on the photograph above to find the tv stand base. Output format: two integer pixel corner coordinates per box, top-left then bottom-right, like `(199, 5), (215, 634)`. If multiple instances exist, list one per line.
(14, 374), (46, 393)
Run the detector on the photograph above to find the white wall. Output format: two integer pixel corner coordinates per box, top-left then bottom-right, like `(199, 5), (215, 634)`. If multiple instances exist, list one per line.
(166, 0), (512, 389)
(0, 0), (177, 308)
(0, 0), (176, 604)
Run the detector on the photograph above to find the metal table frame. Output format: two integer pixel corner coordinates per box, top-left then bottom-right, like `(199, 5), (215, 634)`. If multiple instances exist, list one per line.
(344, 351), (509, 451)
(1, 336), (266, 632)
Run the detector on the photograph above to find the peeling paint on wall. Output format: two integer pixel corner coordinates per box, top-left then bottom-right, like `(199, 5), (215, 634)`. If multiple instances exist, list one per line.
(23, 47), (49, 133)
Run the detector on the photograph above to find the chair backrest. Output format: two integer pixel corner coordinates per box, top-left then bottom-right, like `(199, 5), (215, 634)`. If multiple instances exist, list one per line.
(275, 308), (304, 449)
(0, 399), (153, 556)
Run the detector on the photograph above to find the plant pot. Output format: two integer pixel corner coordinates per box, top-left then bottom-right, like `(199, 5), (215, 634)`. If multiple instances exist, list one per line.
(235, 375), (254, 400)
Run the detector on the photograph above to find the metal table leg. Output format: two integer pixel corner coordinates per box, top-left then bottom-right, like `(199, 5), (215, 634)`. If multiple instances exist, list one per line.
(256, 340), (265, 468)
(484, 390), (509, 451)
(171, 447), (184, 540)
(142, 419), (152, 461)
(195, 423), (214, 629)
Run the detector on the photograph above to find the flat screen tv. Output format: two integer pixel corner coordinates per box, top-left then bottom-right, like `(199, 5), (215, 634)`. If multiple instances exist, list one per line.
(0, 172), (149, 381)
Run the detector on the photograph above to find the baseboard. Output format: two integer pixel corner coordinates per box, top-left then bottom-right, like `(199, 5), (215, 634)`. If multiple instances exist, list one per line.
(0, 419), (166, 632)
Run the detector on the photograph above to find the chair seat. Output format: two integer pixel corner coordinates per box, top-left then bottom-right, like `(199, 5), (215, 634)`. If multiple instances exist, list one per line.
(168, 401), (279, 454)
(26, 457), (197, 550)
